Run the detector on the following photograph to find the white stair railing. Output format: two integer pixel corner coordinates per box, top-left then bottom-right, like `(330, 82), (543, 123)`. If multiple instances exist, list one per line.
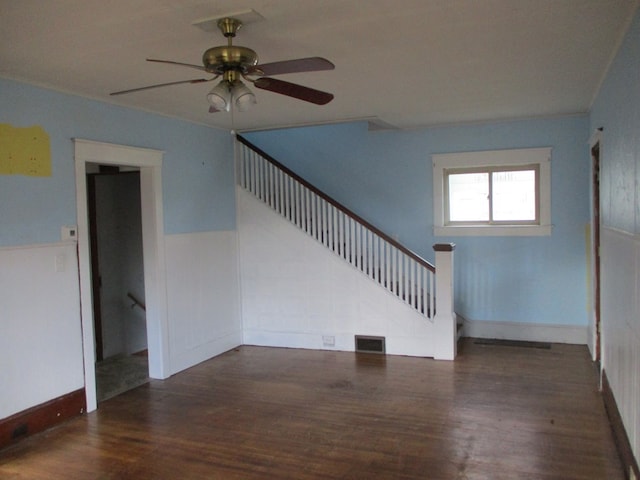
(236, 136), (436, 319)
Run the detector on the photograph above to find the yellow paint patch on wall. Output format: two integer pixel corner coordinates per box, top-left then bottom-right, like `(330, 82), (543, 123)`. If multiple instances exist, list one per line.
(0, 124), (52, 177)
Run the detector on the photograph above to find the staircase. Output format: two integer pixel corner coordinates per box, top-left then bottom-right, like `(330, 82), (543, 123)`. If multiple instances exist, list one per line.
(235, 135), (459, 360)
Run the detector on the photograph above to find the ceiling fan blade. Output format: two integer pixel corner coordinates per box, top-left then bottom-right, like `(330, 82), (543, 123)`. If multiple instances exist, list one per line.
(249, 57), (335, 76)
(146, 58), (208, 72)
(110, 78), (214, 96)
(254, 78), (334, 105)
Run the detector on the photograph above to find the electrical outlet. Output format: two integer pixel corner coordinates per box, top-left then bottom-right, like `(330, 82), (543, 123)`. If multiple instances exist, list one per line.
(322, 335), (335, 347)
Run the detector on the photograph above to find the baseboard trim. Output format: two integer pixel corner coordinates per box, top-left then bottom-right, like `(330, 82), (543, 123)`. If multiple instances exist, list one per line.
(0, 389), (86, 450)
(463, 319), (587, 345)
(242, 331), (434, 358)
(602, 370), (640, 480)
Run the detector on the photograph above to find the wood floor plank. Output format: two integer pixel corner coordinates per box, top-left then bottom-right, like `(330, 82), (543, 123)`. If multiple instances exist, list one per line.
(0, 340), (625, 479)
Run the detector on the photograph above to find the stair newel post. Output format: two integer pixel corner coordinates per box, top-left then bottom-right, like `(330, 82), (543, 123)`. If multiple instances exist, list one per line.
(433, 243), (456, 360)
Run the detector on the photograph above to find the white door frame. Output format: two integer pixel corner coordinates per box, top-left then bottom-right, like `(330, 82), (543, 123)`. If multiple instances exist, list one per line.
(74, 139), (170, 412)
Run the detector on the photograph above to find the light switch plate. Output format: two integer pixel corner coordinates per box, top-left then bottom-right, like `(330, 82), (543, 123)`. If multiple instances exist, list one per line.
(61, 225), (78, 241)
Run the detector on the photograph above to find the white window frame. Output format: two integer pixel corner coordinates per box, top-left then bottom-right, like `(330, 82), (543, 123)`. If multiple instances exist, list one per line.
(433, 147), (552, 236)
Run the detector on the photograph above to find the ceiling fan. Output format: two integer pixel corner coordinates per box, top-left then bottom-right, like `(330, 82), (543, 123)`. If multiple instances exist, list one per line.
(110, 17), (335, 113)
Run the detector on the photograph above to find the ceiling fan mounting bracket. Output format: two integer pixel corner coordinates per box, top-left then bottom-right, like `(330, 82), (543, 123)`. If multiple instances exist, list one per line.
(218, 18), (242, 38)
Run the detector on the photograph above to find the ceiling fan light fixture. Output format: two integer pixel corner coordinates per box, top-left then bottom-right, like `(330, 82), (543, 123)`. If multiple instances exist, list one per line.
(115, 17), (334, 114)
(207, 80), (231, 111)
(233, 80), (257, 112)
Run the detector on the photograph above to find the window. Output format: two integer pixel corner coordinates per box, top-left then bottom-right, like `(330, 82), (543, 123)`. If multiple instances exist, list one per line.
(446, 165), (538, 223)
(433, 148), (551, 236)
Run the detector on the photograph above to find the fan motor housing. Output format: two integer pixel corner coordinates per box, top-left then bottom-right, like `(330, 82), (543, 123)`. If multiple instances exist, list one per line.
(203, 46), (258, 73)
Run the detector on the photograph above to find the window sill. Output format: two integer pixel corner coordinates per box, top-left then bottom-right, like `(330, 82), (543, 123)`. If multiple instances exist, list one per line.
(434, 224), (552, 237)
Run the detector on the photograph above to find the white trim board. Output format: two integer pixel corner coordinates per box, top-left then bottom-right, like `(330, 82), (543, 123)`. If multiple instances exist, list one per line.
(462, 319), (588, 345)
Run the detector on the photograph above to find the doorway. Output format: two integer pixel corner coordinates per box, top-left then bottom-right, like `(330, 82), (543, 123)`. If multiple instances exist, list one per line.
(590, 134), (602, 365)
(87, 167), (149, 402)
(74, 139), (170, 412)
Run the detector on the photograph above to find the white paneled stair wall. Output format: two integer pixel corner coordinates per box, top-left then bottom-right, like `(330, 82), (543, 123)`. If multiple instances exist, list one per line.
(235, 136), (457, 360)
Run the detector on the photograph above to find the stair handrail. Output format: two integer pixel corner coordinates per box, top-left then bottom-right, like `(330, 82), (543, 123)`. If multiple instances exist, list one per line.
(236, 134), (434, 273)
(127, 292), (146, 312)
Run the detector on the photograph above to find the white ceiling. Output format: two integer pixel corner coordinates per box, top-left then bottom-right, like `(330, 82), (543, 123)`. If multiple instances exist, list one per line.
(1, 0), (637, 132)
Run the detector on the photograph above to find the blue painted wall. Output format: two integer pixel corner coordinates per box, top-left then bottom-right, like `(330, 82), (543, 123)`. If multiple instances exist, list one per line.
(0, 78), (593, 328)
(245, 115), (591, 326)
(0, 78), (235, 247)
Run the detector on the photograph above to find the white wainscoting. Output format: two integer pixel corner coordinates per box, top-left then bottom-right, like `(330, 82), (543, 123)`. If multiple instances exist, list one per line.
(601, 227), (640, 462)
(0, 242), (85, 419)
(463, 318), (588, 344)
(165, 231), (242, 374)
(236, 187), (435, 357)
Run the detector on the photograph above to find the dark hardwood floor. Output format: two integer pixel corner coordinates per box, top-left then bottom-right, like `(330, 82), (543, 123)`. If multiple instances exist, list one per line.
(0, 339), (624, 479)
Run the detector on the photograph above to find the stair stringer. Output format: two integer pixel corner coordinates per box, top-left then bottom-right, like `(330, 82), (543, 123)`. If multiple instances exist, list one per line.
(237, 186), (435, 357)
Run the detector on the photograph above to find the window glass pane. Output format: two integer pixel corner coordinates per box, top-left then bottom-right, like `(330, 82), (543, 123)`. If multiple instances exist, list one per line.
(492, 170), (536, 221)
(448, 172), (489, 221)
